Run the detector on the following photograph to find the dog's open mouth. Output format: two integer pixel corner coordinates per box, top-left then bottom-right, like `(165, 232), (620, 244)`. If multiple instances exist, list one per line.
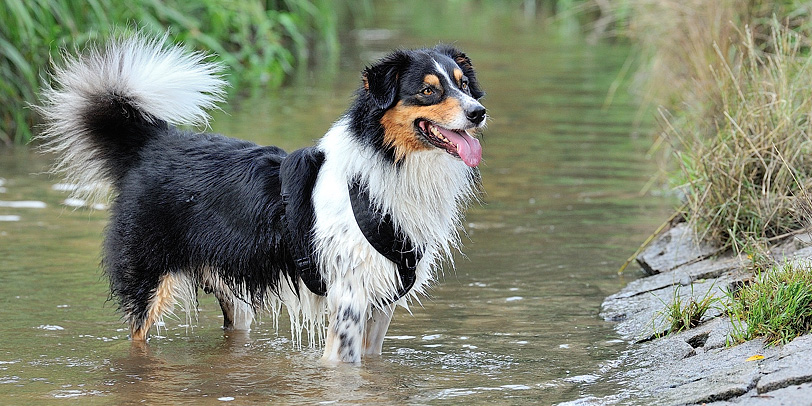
(416, 120), (482, 167)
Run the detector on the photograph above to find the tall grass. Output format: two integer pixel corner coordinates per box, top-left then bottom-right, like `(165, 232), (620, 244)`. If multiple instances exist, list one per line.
(0, 0), (354, 145)
(591, 1), (812, 249)
(600, 1), (806, 114)
(668, 23), (812, 248)
(610, 0), (745, 115)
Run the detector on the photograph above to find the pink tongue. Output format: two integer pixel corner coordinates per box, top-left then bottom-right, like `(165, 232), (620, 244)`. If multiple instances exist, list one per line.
(437, 127), (482, 167)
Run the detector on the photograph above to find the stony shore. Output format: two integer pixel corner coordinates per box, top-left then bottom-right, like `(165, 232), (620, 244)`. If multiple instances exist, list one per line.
(582, 223), (812, 405)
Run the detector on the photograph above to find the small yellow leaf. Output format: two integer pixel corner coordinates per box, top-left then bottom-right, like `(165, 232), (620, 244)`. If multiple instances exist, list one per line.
(746, 354), (765, 362)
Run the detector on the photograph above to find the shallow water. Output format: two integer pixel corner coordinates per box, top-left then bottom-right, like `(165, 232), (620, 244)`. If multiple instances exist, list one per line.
(0, 5), (673, 405)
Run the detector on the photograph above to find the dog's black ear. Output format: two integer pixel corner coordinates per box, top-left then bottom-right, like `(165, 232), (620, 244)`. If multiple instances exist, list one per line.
(435, 45), (485, 99)
(362, 50), (410, 110)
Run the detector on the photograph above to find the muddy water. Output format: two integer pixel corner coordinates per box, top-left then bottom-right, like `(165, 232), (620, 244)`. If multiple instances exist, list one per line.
(0, 5), (673, 405)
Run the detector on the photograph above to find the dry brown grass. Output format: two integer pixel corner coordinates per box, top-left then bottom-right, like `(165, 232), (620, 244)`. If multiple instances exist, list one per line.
(598, 1), (812, 249)
(620, 0), (745, 116)
(669, 23), (812, 248)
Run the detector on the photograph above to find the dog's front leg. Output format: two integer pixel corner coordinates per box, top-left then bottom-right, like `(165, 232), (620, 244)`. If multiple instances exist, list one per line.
(363, 305), (394, 356)
(322, 280), (366, 363)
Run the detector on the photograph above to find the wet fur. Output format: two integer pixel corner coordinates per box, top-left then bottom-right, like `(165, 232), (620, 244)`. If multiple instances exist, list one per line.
(36, 35), (486, 363)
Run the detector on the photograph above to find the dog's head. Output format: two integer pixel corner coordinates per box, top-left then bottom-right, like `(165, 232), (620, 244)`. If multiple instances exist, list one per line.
(361, 45), (486, 167)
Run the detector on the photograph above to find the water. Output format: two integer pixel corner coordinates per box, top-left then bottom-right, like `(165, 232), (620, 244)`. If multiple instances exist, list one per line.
(0, 4), (674, 405)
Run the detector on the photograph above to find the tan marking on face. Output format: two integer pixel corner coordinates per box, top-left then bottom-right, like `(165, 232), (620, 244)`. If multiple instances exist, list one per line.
(453, 69), (463, 84)
(380, 97), (466, 161)
(423, 74), (441, 88)
(130, 273), (180, 341)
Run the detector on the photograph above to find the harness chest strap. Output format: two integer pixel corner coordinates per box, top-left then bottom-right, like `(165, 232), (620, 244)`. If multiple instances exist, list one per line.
(348, 179), (422, 304)
(279, 147), (327, 296)
(280, 147), (422, 302)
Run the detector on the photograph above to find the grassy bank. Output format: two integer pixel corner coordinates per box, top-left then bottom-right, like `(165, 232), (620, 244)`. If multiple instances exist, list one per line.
(0, 0), (361, 145)
(602, 0), (812, 250)
(605, 1), (812, 344)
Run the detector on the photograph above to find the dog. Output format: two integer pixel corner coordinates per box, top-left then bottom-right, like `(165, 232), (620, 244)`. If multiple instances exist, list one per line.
(36, 35), (486, 363)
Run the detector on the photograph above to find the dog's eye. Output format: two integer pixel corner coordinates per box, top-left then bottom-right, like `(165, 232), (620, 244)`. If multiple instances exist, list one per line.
(461, 80), (469, 92)
(421, 87), (434, 96)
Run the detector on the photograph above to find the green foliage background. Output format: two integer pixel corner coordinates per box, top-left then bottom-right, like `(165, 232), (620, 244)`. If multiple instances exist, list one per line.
(0, 0), (368, 145)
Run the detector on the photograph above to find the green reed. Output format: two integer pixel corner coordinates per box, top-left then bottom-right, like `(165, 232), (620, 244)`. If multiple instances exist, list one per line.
(1, 0), (356, 145)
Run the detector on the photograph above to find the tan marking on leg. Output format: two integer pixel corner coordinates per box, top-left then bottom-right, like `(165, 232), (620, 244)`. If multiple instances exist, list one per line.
(130, 273), (181, 341)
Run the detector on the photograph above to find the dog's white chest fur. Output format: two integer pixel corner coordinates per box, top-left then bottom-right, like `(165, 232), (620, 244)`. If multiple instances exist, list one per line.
(311, 119), (477, 304)
(307, 119), (478, 361)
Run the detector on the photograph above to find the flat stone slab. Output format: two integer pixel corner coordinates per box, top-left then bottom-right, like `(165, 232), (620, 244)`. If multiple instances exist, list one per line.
(756, 335), (812, 394)
(601, 276), (731, 341)
(610, 255), (742, 301)
(636, 223), (722, 275)
(705, 383), (812, 406)
(574, 223), (812, 405)
(614, 337), (779, 405)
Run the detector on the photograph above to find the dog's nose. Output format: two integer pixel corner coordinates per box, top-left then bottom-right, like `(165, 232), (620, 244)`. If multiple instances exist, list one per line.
(466, 106), (486, 125)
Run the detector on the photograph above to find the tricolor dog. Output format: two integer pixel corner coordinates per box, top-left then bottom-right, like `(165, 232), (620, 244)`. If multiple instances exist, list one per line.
(37, 35), (486, 363)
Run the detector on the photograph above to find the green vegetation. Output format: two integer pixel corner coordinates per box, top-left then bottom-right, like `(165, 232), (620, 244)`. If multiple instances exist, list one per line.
(604, 1), (812, 249)
(668, 23), (812, 249)
(0, 0), (361, 145)
(596, 1), (812, 345)
(728, 261), (812, 346)
(660, 283), (720, 335)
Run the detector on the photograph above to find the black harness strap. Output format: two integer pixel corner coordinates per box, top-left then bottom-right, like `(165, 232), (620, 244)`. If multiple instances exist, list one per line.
(280, 149), (422, 303)
(348, 179), (421, 304)
(280, 147), (326, 296)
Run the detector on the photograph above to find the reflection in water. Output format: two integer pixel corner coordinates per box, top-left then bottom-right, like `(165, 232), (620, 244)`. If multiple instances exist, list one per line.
(0, 5), (674, 405)
(107, 333), (421, 404)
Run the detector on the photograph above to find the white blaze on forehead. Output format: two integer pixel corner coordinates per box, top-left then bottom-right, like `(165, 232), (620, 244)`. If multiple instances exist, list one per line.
(432, 58), (481, 109)
(432, 59), (455, 86)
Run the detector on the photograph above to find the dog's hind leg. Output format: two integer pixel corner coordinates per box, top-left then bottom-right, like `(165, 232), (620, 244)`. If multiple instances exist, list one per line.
(214, 290), (255, 331)
(363, 305), (394, 356)
(127, 272), (194, 341)
(201, 269), (255, 331)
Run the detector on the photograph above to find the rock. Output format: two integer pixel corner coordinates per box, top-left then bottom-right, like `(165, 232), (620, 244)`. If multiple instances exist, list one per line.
(674, 371), (758, 404)
(790, 246), (812, 262)
(780, 333), (812, 353)
(711, 383), (812, 406)
(634, 336), (696, 368)
(756, 340), (812, 394)
(610, 256), (742, 301)
(678, 317), (735, 351)
(793, 233), (812, 248)
(757, 364), (812, 394)
(601, 278), (730, 341)
(636, 223), (722, 275)
(622, 338), (775, 404)
(587, 222), (812, 405)
(703, 318), (737, 350)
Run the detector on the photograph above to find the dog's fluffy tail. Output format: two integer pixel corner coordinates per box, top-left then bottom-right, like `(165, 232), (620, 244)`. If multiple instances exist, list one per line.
(36, 34), (227, 203)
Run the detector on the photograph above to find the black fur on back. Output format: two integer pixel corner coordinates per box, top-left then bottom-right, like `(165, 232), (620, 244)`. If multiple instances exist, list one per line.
(100, 120), (300, 315)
